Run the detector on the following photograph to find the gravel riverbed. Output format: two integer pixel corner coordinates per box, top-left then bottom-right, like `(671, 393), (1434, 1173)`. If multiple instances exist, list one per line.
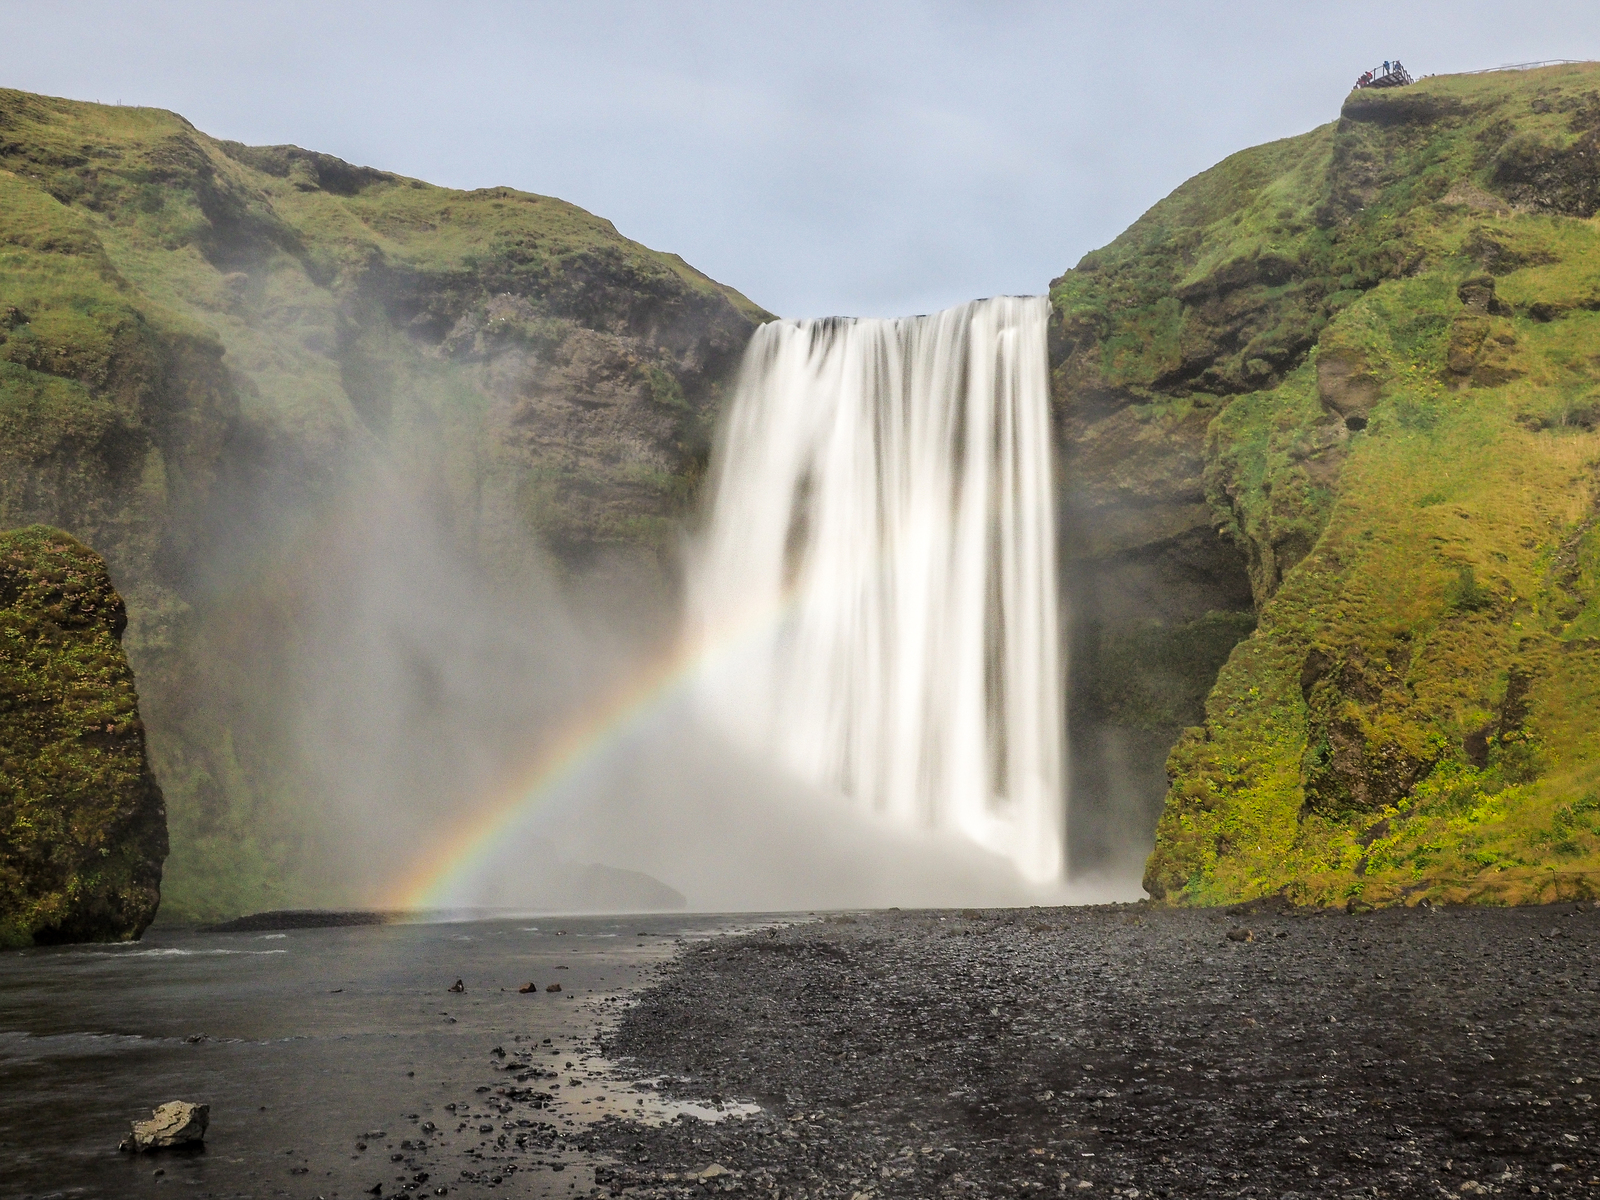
(573, 904), (1600, 1199)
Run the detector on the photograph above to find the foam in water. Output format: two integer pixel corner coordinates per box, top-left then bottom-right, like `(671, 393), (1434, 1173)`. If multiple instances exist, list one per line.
(689, 296), (1063, 881)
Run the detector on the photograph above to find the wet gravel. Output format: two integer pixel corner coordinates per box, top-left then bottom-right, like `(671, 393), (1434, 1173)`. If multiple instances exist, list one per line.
(577, 903), (1600, 1199)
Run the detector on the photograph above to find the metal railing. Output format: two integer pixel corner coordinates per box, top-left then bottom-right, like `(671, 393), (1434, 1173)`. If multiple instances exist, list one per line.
(1458, 59), (1591, 75)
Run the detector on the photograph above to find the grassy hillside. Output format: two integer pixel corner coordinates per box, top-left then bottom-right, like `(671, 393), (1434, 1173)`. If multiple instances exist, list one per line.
(1051, 63), (1600, 907)
(0, 88), (768, 920)
(0, 526), (166, 946)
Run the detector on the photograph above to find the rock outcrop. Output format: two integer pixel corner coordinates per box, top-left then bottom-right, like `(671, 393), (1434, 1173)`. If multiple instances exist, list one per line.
(0, 526), (166, 946)
(1051, 62), (1600, 905)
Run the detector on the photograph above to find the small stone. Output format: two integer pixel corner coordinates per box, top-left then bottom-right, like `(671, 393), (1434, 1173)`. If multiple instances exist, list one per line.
(546, 983), (562, 993)
(518, 982), (537, 993)
(448, 979), (465, 993)
(699, 1163), (732, 1181)
(119, 1101), (210, 1152)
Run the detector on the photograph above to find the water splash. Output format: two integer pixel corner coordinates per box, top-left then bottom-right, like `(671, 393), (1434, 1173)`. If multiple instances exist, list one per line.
(689, 296), (1063, 881)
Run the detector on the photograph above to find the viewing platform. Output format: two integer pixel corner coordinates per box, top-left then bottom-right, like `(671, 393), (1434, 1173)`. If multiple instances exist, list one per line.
(1354, 61), (1413, 89)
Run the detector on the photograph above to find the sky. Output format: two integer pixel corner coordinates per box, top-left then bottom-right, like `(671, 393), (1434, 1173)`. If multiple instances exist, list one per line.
(3, 1), (1597, 318)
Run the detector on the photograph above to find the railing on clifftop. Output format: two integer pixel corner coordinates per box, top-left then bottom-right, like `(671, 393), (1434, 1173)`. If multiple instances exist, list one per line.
(1459, 59), (1589, 75)
(1354, 61), (1414, 89)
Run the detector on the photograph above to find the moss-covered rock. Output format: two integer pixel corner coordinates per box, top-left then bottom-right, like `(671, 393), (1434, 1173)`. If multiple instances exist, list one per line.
(0, 525), (166, 945)
(1051, 62), (1600, 907)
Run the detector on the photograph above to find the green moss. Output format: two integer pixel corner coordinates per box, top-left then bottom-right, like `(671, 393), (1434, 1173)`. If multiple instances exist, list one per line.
(0, 525), (166, 946)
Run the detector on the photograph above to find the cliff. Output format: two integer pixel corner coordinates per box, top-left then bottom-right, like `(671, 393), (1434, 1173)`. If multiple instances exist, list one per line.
(0, 88), (769, 919)
(1051, 62), (1600, 905)
(0, 525), (166, 945)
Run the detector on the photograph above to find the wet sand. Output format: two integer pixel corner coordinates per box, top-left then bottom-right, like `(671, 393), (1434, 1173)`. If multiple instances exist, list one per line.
(0, 914), (757, 1199)
(580, 904), (1600, 1199)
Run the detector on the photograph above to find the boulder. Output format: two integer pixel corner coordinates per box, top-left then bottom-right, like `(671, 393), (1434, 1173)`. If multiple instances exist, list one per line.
(0, 527), (168, 947)
(119, 1101), (209, 1151)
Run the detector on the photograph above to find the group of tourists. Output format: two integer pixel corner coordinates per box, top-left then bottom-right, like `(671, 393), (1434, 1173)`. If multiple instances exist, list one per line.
(1354, 59), (1407, 88)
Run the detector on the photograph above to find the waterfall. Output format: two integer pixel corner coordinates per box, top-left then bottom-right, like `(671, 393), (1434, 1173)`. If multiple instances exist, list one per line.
(689, 296), (1063, 882)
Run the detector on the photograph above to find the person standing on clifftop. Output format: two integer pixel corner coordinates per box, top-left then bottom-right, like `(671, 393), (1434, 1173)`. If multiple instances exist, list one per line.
(1383, 60), (1390, 74)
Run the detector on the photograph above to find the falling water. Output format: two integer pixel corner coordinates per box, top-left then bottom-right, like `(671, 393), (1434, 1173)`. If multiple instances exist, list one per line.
(689, 296), (1063, 882)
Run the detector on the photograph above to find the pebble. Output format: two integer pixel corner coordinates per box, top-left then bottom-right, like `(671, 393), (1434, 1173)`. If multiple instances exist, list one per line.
(584, 905), (1600, 1198)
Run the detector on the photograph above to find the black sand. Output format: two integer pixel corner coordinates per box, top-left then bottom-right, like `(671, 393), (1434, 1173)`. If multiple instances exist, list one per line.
(8, 906), (1599, 1198)
(579, 904), (1600, 1198)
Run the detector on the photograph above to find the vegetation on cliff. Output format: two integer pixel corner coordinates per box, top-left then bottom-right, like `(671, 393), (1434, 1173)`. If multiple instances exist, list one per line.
(0, 525), (166, 945)
(1052, 62), (1600, 906)
(0, 88), (768, 919)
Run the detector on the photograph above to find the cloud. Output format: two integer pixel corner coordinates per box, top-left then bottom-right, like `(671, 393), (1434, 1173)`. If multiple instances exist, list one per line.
(6, 2), (1596, 313)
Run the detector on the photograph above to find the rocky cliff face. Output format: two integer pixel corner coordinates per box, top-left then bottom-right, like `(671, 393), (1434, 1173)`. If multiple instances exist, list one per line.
(0, 526), (166, 945)
(1051, 62), (1600, 905)
(0, 88), (769, 919)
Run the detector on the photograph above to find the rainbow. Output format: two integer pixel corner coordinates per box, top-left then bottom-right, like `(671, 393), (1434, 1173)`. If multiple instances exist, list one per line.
(387, 594), (788, 911)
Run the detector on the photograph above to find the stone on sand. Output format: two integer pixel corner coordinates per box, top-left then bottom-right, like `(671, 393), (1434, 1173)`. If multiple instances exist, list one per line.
(119, 1100), (209, 1151)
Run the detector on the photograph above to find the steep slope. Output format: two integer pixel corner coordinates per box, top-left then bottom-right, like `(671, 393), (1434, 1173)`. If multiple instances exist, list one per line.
(0, 88), (769, 919)
(1050, 62), (1600, 905)
(0, 526), (166, 946)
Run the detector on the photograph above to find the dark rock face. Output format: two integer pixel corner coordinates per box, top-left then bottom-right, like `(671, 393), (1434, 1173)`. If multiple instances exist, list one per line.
(0, 525), (167, 946)
(1490, 128), (1600, 218)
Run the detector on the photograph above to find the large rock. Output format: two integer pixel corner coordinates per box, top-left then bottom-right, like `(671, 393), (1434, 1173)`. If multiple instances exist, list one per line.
(119, 1101), (209, 1151)
(0, 526), (167, 946)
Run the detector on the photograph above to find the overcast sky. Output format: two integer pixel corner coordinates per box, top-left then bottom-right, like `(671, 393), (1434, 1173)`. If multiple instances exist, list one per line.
(3, 2), (1597, 317)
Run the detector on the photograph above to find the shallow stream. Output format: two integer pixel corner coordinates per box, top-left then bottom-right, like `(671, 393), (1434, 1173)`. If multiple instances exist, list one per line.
(0, 914), (766, 1199)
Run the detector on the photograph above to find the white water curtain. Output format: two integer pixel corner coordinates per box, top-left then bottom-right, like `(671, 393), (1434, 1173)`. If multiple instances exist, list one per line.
(689, 296), (1063, 882)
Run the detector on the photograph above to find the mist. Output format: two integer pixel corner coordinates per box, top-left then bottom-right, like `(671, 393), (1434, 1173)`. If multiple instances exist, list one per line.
(190, 434), (1136, 915)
